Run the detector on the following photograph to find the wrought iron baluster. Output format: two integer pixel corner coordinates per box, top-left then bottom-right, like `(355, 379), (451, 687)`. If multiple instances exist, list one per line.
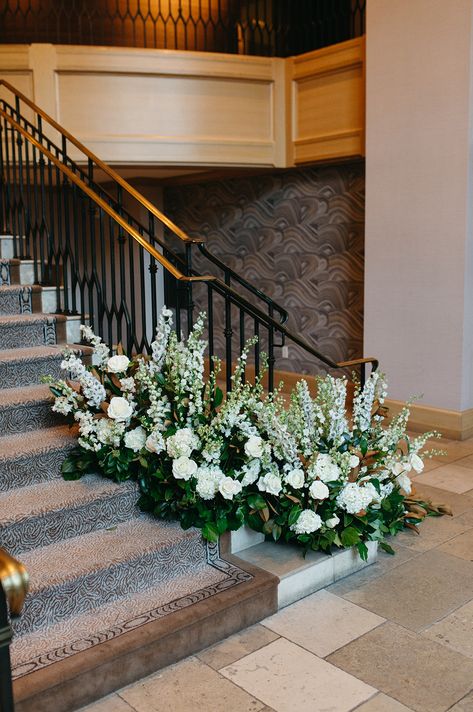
(0, 584), (14, 712)
(224, 274), (232, 392)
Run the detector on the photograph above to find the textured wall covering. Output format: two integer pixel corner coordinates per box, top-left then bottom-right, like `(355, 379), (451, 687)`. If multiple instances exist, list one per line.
(164, 162), (364, 376)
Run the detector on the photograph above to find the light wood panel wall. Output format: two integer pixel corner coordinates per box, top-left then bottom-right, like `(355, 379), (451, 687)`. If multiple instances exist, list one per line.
(291, 37), (365, 164)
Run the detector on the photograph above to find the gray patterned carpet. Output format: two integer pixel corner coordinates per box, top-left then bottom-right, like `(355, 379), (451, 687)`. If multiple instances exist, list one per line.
(0, 250), (252, 680)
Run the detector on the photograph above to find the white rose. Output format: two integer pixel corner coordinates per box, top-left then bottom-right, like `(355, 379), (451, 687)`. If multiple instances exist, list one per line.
(257, 473), (282, 496)
(172, 456), (198, 481)
(218, 477), (242, 500)
(396, 472), (412, 495)
(145, 431), (165, 454)
(325, 514), (340, 528)
(291, 509), (322, 535)
(409, 453), (424, 473)
(107, 355), (130, 373)
(309, 480), (330, 500)
(107, 396), (133, 422)
(124, 426), (147, 452)
(244, 435), (264, 459)
(349, 455), (360, 469)
(285, 468), (305, 489)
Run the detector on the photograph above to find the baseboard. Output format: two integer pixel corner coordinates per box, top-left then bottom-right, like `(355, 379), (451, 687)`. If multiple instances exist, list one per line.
(385, 399), (473, 441)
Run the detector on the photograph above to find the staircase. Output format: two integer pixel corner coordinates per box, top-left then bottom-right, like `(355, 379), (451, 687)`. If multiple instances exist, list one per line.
(0, 235), (277, 712)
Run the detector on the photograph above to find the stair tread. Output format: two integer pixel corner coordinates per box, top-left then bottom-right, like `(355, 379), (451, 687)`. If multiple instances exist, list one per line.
(21, 515), (200, 593)
(0, 284), (40, 292)
(0, 345), (65, 363)
(0, 313), (65, 324)
(0, 383), (52, 406)
(0, 425), (77, 459)
(0, 474), (137, 526)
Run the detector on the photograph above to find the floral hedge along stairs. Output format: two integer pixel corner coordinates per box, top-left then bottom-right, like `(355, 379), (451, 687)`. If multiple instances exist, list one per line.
(48, 309), (448, 562)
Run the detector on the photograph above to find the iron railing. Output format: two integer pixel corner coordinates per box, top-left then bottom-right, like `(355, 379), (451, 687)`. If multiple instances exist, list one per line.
(0, 80), (377, 392)
(0, 583), (13, 712)
(0, 0), (365, 57)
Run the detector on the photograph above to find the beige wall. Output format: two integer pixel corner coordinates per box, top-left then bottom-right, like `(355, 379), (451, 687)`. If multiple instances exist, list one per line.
(364, 0), (473, 413)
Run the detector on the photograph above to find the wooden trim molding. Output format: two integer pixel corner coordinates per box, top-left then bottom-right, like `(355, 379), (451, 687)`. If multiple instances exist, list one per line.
(384, 399), (473, 441)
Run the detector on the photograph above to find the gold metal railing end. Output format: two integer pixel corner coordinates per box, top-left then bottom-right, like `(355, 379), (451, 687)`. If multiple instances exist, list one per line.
(0, 548), (29, 617)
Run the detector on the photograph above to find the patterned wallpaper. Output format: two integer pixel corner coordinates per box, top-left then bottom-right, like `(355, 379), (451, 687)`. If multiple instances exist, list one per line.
(163, 162), (364, 376)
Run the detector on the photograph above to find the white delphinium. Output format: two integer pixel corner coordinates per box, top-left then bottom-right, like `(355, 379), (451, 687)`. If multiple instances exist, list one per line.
(195, 466), (224, 500)
(308, 453), (341, 482)
(50, 381), (80, 415)
(353, 372), (386, 432)
(336, 482), (375, 514)
(80, 325), (110, 367)
(120, 376), (136, 399)
(61, 350), (106, 408)
(75, 410), (100, 452)
(124, 426), (147, 452)
(291, 510), (322, 535)
(286, 379), (324, 457)
(151, 307), (173, 369)
(166, 428), (200, 459)
(315, 375), (348, 444)
(134, 358), (170, 429)
(240, 458), (261, 486)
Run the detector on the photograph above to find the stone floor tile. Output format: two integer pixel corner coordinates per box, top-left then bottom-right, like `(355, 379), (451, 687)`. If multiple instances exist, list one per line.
(119, 657), (266, 712)
(327, 622), (473, 712)
(197, 624), (279, 670)
(420, 458), (443, 472)
(412, 483), (473, 517)
(353, 692), (414, 711)
(414, 463), (473, 493)
(340, 549), (473, 631)
(79, 695), (135, 712)
(394, 512), (473, 552)
(220, 638), (376, 712)
(261, 589), (384, 657)
(453, 454), (473, 469)
(422, 599), (473, 658)
(449, 691), (473, 711)
(329, 544), (421, 597)
(438, 528), (473, 561)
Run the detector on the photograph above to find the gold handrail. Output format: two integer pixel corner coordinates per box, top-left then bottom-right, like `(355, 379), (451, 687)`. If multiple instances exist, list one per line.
(0, 79), (204, 245)
(0, 107), (215, 283)
(0, 549), (29, 616)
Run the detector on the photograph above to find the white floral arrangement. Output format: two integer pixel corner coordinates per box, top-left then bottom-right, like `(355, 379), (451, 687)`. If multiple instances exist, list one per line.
(45, 308), (448, 558)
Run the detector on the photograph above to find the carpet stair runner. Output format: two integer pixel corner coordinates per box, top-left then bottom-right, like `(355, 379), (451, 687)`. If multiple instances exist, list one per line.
(0, 248), (277, 712)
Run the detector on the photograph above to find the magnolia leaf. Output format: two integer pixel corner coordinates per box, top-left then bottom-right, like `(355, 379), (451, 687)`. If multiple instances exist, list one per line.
(285, 493), (301, 504)
(259, 506), (270, 523)
(404, 522), (420, 534)
(202, 522), (220, 542)
(247, 493), (267, 511)
(380, 542), (395, 555)
(341, 526), (361, 547)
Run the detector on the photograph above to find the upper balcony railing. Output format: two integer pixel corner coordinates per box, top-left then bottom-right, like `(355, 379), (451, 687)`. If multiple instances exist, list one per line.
(0, 0), (365, 58)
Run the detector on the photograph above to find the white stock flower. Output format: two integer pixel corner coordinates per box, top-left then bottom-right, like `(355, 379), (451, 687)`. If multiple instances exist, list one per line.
(257, 472), (282, 496)
(396, 472), (412, 495)
(309, 480), (330, 500)
(309, 454), (341, 482)
(96, 418), (123, 447)
(325, 514), (340, 528)
(336, 482), (374, 514)
(291, 510), (322, 535)
(349, 455), (360, 469)
(409, 453), (424, 473)
(244, 435), (264, 459)
(241, 459), (261, 486)
(124, 426), (147, 452)
(218, 477), (242, 500)
(172, 456), (198, 481)
(108, 396), (133, 421)
(285, 468), (305, 489)
(107, 355), (130, 373)
(145, 431), (165, 454)
(120, 377), (136, 394)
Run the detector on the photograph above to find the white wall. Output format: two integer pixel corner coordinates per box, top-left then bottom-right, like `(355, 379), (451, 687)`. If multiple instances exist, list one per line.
(364, 0), (473, 411)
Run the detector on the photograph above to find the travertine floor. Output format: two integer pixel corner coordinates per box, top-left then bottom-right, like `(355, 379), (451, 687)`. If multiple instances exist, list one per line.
(79, 436), (473, 712)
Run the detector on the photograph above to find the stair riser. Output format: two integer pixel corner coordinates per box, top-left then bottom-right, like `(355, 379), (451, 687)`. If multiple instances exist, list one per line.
(0, 261), (35, 286)
(0, 356), (63, 388)
(0, 287), (61, 315)
(0, 399), (60, 435)
(0, 443), (75, 492)
(13, 535), (206, 636)
(1, 489), (139, 556)
(0, 236), (25, 260)
(0, 319), (57, 349)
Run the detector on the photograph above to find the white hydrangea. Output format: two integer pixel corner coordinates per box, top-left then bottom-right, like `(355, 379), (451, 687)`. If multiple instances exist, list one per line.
(166, 428), (200, 459)
(336, 482), (374, 514)
(124, 426), (147, 452)
(291, 510), (322, 535)
(195, 467), (224, 500)
(309, 454), (341, 482)
(244, 435), (264, 459)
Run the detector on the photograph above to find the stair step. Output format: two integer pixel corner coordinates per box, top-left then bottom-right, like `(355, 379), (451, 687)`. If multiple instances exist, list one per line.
(0, 345), (67, 387)
(0, 285), (60, 315)
(0, 384), (59, 434)
(0, 258), (35, 286)
(0, 314), (61, 349)
(0, 235), (26, 260)
(0, 475), (139, 556)
(0, 425), (77, 491)
(13, 516), (207, 635)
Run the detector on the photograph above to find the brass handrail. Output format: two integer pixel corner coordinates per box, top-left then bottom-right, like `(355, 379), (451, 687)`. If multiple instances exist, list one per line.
(0, 79), (204, 245)
(0, 548), (29, 617)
